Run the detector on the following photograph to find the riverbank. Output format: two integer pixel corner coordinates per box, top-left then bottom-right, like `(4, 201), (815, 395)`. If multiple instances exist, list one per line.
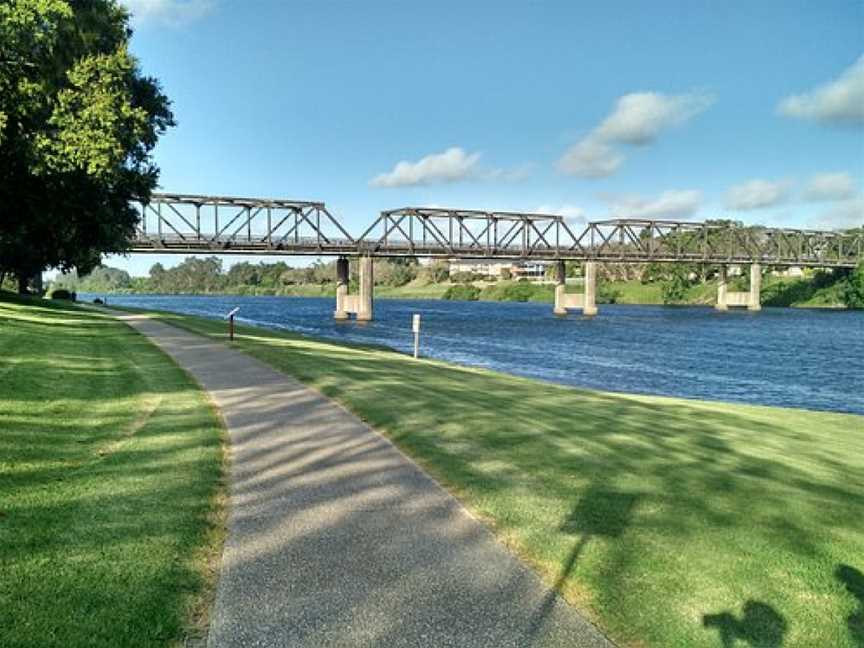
(71, 274), (851, 308)
(81, 294), (864, 413)
(122, 306), (864, 648)
(0, 295), (226, 647)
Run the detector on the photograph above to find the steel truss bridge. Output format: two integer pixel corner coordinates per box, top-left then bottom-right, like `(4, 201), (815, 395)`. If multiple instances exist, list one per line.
(130, 193), (864, 268)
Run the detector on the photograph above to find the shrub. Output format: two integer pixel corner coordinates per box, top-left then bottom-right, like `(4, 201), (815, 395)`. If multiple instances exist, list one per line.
(49, 289), (76, 301)
(480, 281), (547, 302)
(598, 285), (622, 304)
(450, 271), (482, 283)
(442, 284), (480, 301)
(842, 263), (864, 309)
(661, 267), (691, 304)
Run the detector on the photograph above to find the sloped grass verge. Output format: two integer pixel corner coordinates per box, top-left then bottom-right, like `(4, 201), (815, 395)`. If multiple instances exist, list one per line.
(0, 296), (226, 648)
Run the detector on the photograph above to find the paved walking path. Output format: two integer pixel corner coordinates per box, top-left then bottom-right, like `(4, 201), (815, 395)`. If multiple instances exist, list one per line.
(119, 314), (614, 648)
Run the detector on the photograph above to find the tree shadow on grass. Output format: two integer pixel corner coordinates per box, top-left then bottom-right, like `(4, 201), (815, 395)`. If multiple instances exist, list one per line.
(528, 485), (639, 637)
(703, 600), (787, 647)
(837, 564), (864, 647)
(139, 309), (864, 645)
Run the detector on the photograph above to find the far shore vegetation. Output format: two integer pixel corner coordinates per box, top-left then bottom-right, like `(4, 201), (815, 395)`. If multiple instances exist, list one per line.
(0, 295), (226, 647)
(110, 304), (864, 648)
(47, 256), (864, 309)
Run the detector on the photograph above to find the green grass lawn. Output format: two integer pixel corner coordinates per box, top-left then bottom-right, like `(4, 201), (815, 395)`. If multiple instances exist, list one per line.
(0, 296), (225, 648)
(375, 282), (451, 299)
(134, 308), (863, 648)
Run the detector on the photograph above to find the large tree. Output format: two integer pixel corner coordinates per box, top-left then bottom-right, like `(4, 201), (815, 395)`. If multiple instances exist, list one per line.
(0, 0), (174, 291)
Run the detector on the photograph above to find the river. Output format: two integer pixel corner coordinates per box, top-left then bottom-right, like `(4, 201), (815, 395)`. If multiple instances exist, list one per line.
(83, 294), (864, 415)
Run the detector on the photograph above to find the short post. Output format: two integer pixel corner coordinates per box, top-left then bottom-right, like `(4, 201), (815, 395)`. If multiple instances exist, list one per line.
(226, 307), (240, 341)
(412, 313), (421, 359)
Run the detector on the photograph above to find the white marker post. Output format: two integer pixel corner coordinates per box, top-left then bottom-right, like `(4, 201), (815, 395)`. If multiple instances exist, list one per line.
(226, 307), (240, 341)
(412, 313), (421, 359)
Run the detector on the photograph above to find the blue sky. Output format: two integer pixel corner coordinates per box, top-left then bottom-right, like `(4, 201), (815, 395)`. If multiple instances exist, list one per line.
(107, 0), (864, 276)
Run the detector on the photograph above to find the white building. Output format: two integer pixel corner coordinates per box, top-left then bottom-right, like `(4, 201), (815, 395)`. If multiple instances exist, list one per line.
(448, 259), (551, 280)
(448, 260), (510, 277)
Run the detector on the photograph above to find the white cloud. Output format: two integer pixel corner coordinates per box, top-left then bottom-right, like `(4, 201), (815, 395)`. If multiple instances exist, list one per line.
(725, 179), (790, 210)
(601, 189), (702, 219)
(595, 91), (715, 146)
(369, 147), (528, 188)
(534, 204), (588, 224)
(778, 55), (864, 126)
(810, 198), (864, 230)
(370, 147), (480, 188)
(121, 0), (215, 27)
(558, 90), (713, 178)
(482, 163), (534, 182)
(556, 137), (623, 178)
(802, 172), (858, 202)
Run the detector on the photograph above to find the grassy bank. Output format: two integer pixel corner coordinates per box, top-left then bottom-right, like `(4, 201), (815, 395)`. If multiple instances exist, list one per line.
(132, 308), (863, 648)
(0, 296), (225, 647)
(78, 273), (851, 308)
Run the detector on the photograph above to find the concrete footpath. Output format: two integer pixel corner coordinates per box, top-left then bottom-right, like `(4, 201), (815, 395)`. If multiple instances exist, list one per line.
(118, 314), (614, 648)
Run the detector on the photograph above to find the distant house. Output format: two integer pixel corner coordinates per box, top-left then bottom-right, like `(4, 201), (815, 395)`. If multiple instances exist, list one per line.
(448, 259), (551, 281)
(448, 260), (514, 278)
(510, 262), (549, 280)
(772, 266), (804, 277)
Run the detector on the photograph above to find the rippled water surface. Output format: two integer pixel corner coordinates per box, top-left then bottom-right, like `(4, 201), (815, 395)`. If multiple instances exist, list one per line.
(87, 294), (864, 414)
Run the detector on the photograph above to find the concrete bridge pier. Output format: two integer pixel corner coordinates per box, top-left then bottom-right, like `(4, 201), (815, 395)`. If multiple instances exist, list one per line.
(553, 260), (568, 315)
(333, 257), (349, 320)
(715, 266), (728, 311)
(357, 256), (374, 321)
(716, 263), (762, 311)
(583, 261), (598, 316)
(551, 260), (598, 316)
(748, 263), (762, 311)
(333, 256), (373, 321)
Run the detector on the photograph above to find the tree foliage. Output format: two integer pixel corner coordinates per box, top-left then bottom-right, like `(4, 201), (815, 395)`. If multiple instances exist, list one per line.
(660, 266), (692, 304)
(57, 257), (429, 295)
(52, 264), (131, 292)
(0, 0), (174, 287)
(842, 262), (864, 309)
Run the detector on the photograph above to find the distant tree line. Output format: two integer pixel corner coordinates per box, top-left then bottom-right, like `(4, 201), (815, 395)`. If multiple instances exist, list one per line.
(54, 255), (864, 309)
(54, 257), (453, 295)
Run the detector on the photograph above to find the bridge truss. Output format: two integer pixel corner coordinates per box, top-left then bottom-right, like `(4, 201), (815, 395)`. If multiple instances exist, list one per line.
(130, 194), (864, 268)
(133, 193), (356, 255)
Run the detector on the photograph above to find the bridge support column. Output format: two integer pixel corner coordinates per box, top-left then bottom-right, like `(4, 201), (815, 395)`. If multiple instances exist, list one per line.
(333, 256), (349, 320)
(553, 261), (567, 315)
(715, 266), (728, 311)
(583, 261), (598, 316)
(357, 256), (374, 322)
(748, 263), (762, 311)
